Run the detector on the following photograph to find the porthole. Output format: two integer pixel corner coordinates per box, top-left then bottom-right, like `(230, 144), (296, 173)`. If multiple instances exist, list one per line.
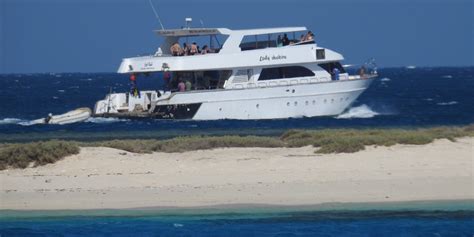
(219, 108), (222, 111)
(292, 89), (295, 93)
(312, 100), (316, 105)
(305, 101), (309, 105)
(345, 97), (349, 101)
(256, 104), (259, 108)
(331, 99), (334, 103)
(324, 99), (327, 103)
(287, 102), (290, 106)
(294, 101), (298, 106)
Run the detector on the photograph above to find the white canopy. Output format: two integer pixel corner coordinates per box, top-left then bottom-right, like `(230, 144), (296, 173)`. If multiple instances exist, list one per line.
(155, 27), (307, 37)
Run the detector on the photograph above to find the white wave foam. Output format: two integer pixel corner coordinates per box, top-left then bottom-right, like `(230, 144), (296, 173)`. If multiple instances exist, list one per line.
(0, 118), (37, 126)
(2, 116), (129, 126)
(18, 121), (39, 126)
(442, 75), (453, 79)
(85, 117), (129, 124)
(436, 101), (458, 106)
(406, 65), (416, 69)
(336, 105), (379, 119)
(380, 77), (391, 82)
(0, 118), (24, 125)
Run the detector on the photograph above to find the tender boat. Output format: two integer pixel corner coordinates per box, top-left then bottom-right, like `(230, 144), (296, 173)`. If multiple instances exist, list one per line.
(31, 108), (91, 125)
(94, 19), (377, 120)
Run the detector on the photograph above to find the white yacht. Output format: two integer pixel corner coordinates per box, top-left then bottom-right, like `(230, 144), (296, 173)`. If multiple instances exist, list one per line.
(94, 22), (377, 120)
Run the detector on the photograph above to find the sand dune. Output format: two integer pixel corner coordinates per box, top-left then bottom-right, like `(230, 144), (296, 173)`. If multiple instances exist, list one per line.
(0, 138), (472, 210)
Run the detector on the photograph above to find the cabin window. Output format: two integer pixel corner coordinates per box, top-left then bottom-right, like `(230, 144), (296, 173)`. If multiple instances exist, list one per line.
(240, 35), (277, 51)
(316, 49), (325, 59)
(233, 69), (252, 83)
(318, 62), (346, 74)
(172, 70), (232, 91)
(258, 66), (315, 81)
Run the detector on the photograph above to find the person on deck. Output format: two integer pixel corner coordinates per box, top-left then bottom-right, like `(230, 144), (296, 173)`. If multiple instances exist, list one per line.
(358, 66), (366, 78)
(45, 113), (53, 124)
(282, 34), (290, 46)
(185, 80), (192, 91)
(190, 42), (199, 55)
(163, 72), (171, 90)
(129, 73), (140, 97)
(177, 81), (186, 92)
(183, 43), (190, 56)
(170, 42), (181, 56)
(306, 31), (314, 41)
(332, 67), (340, 81)
(201, 45), (209, 54)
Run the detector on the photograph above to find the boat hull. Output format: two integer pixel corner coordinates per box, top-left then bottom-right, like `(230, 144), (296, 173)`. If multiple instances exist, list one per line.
(192, 78), (373, 120)
(94, 78), (374, 120)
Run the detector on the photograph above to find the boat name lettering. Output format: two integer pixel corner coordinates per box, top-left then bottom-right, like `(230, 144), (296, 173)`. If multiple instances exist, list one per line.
(259, 55), (287, 62)
(144, 62), (153, 67)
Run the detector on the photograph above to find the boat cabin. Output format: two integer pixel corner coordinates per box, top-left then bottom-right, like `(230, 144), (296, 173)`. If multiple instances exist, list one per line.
(116, 26), (336, 74)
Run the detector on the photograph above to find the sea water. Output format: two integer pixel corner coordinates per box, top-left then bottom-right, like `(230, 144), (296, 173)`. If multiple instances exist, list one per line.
(0, 67), (473, 142)
(1, 67), (473, 236)
(1, 201), (473, 236)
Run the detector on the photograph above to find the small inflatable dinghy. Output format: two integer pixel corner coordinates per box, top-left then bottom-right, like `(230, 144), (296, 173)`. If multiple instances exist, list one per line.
(31, 107), (92, 125)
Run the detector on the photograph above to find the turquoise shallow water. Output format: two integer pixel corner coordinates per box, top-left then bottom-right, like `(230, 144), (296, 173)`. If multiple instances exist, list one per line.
(1, 200), (473, 236)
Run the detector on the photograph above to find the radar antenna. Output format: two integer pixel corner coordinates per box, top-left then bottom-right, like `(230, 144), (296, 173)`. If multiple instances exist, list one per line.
(148, 0), (165, 30)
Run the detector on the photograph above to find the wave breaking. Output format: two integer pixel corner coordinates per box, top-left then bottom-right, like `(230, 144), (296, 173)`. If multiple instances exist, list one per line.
(336, 105), (380, 119)
(85, 117), (129, 124)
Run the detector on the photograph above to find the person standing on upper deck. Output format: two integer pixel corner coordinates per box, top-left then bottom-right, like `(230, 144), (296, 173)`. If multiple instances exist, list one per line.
(201, 45), (209, 54)
(183, 43), (191, 56)
(190, 42), (198, 55)
(170, 42), (181, 56)
(306, 31), (314, 41)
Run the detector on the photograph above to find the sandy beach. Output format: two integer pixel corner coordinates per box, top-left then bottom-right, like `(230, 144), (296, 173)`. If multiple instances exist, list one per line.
(0, 138), (472, 210)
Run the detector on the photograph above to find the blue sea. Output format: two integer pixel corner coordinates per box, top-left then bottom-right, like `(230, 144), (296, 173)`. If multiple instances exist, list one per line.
(1, 201), (474, 236)
(1, 67), (473, 236)
(0, 66), (473, 142)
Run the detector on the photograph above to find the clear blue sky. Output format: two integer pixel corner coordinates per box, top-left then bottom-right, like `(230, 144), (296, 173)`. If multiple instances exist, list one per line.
(1, 0), (473, 73)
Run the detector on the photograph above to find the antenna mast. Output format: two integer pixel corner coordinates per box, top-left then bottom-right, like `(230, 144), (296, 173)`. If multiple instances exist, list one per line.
(148, 0), (165, 30)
